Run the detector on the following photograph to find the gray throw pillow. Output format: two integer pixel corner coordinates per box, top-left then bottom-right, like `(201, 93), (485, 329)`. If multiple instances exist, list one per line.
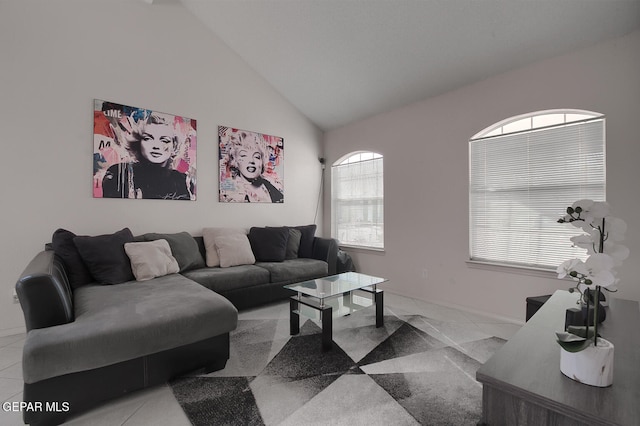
(285, 228), (302, 260)
(73, 228), (135, 285)
(202, 227), (248, 267)
(249, 227), (289, 262)
(143, 232), (205, 272)
(214, 234), (256, 268)
(51, 228), (94, 289)
(294, 224), (317, 258)
(124, 239), (180, 281)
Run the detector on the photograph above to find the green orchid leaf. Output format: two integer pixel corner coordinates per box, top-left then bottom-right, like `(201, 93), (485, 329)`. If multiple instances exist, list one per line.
(555, 331), (586, 343)
(566, 326), (600, 339)
(555, 327), (601, 353)
(557, 338), (593, 353)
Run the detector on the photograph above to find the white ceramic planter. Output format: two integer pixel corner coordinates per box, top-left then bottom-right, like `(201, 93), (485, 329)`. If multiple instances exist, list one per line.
(560, 337), (614, 387)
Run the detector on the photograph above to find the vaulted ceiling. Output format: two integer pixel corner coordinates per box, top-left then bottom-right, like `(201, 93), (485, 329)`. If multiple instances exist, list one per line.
(176, 0), (640, 131)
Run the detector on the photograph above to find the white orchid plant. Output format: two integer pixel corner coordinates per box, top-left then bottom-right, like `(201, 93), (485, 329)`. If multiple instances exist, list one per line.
(555, 199), (629, 352)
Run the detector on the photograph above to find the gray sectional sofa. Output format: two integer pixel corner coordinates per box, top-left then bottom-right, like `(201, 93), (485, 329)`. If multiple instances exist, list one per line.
(15, 225), (337, 425)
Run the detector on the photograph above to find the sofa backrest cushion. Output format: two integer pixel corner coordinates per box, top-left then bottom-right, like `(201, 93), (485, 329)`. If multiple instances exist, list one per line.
(73, 228), (135, 285)
(249, 227), (290, 262)
(193, 236), (206, 259)
(142, 232), (205, 272)
(293, 224), (317, 258)
(51, 228), (93, 290)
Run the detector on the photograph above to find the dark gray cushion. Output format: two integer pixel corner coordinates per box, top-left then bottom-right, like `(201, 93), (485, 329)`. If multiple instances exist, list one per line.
(248, 227), (289, 262)
(193, 236), (207, 260)
(143, 232), (205, 272)
(22, 274), (238, 384)
(73, 228), (135, 285)
(256, 258), (328, 284)
(182, 265), (270, 293)
(293, 224), (317, 258)
(285, 228), (302, 260)
(51, 229), (93, 289)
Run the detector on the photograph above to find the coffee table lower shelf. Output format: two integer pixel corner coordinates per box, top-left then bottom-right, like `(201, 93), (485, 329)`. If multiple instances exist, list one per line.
(289, 286), (384, 351)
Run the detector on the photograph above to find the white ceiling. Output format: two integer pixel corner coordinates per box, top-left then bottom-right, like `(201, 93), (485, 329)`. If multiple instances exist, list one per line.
(177, 0), (640, 131)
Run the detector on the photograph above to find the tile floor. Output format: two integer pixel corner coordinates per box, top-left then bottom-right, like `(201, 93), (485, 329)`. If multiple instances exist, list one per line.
(0, 293), (521, 426)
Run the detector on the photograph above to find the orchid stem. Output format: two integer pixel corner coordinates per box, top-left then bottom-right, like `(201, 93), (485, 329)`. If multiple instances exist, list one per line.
(593, 286), (600, 347)
(593, 218), (606, 347)
(585, 290), (590, 340)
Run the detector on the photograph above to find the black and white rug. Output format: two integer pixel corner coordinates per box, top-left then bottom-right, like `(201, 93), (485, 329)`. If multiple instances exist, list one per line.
(170, 308), (506, 425)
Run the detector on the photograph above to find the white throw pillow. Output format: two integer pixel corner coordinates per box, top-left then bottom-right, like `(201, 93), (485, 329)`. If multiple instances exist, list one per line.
(202, 227), (248, 267)
(124, 239), (180, 281)
(214, 234), (256, 268)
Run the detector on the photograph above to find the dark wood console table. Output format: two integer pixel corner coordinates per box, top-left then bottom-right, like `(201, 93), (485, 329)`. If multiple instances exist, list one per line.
(476, 290), (640, 425)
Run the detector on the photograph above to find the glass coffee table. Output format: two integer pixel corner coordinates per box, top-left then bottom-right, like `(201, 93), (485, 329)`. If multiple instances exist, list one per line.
(285, 272), (388, 351)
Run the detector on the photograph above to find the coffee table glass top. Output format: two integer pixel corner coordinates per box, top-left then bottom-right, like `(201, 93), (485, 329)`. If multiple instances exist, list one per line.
(284, 272), (387, 299)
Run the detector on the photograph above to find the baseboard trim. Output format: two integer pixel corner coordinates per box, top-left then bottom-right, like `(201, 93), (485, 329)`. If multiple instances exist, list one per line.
(0, 325), (26, 338)
(384, 289), (525, 326)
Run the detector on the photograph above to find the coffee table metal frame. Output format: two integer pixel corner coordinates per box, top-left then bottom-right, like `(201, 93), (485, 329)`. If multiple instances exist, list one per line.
(285, 272), (387, 351)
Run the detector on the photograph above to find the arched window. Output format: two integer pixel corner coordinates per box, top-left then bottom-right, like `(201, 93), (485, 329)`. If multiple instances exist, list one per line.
(469, 110), (605, 269)
(331, 152), (384, 249)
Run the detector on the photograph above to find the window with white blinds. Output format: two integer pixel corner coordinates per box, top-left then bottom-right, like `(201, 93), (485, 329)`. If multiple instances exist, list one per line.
(469, 111), (605, 269)
(332, 152), (384, 249)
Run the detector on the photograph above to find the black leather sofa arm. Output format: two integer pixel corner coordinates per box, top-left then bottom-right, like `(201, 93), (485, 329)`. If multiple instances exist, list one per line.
(16, 250), (74, 331)
(311, 237), (339, 275)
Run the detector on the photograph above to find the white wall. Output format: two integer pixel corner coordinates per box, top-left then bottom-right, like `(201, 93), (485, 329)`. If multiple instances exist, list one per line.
(324, 30), (640, 322)
(0, 1), (324, 334)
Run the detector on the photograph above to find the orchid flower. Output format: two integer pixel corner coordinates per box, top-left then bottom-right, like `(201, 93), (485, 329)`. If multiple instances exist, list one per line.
(556, 200), (628, 350)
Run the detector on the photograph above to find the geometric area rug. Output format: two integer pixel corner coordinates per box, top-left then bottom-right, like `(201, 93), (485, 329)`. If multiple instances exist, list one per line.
(170, 310), (506, 426)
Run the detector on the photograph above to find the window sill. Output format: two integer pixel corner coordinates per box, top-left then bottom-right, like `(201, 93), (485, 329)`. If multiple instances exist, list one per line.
(339, 244), (385, 254)
(465, 259), (558, 279)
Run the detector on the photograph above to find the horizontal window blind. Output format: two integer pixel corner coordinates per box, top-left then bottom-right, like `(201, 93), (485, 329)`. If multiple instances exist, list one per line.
(332, 157), (384, 248)
(469, 118), (605, 269)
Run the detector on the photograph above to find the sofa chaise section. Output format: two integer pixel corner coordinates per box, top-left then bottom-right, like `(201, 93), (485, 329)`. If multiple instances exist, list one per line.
(23, 273), (237, 384)
(16, 249), (237, 426)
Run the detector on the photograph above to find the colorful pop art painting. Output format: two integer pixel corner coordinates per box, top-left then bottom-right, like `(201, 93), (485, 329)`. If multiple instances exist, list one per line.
(93, 99), (197, 200)
(219, 126), (284, 203)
